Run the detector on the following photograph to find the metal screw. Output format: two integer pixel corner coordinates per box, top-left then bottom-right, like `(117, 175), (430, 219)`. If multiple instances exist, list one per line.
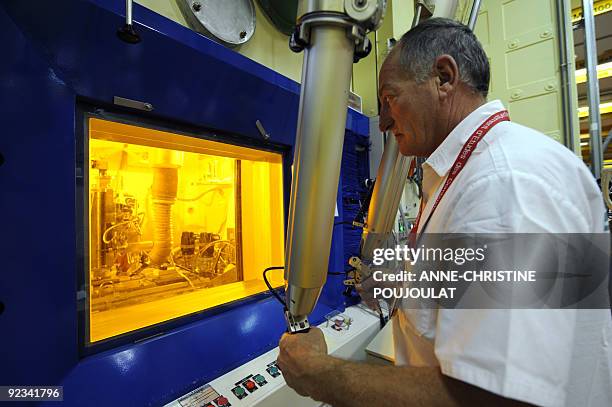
(355, 0), (367, 8)
(192, 2), (202, 12)
(239, 31), (247, 39)
(144, 103), (153, 111)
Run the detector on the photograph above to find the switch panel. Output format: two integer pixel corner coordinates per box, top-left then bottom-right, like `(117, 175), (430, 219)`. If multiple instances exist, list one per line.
(165, 306), (380, 407)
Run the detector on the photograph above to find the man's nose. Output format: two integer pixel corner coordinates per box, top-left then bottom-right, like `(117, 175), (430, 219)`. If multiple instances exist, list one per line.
(379, 108), (394, 133)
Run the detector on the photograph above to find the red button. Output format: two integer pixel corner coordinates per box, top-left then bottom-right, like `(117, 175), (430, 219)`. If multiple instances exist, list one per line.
(245, 380), (256, 390)
(216, 396), (229, 406)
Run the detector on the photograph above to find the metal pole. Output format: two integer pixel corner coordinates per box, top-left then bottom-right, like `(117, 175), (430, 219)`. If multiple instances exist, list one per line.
(284, 23), (355, 328)
(582, 0), (602, 178)
(467, 0), (482, 30)
(359, 136), (411, 262)
(117, 0), (140, 43)
(125, 0), (133, 25)
(358, 0), (461, 266)
(412, 3), (424, 27)
(555, 0), (577, 151)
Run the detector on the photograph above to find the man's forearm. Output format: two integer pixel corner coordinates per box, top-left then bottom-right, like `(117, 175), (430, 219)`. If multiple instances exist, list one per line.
(302, 356), (454, 407)
(301, 356), (532, 407)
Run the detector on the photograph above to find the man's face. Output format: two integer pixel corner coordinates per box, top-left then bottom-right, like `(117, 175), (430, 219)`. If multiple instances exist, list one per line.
(378, 53), (441, 157)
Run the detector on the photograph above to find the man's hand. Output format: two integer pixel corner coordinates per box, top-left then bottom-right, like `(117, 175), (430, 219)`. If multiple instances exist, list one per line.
(356, 266), (399, 312)
(277, 328), (329, 398)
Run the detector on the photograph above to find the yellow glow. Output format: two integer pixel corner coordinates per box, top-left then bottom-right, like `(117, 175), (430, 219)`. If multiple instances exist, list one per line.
(88, 118), (285, 343)
(575, 62), (612, 84)
(572, 0), (612, 22)
(578, 102), (612, 118)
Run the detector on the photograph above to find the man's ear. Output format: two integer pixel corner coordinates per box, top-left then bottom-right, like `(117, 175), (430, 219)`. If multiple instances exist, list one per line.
(434, 55), (459, 99)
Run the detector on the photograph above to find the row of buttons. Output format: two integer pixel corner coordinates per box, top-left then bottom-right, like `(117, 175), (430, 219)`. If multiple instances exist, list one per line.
(231, 375), (266, 399)
(230, 363), (282, 400)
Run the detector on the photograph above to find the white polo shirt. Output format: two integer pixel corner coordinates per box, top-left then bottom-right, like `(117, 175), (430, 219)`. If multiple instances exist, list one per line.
(393, 100), (612, 406)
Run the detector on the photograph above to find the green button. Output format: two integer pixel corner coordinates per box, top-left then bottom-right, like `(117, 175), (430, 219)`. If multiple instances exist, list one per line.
(254, 374), (265, 384)
(233, 386), (245, 395)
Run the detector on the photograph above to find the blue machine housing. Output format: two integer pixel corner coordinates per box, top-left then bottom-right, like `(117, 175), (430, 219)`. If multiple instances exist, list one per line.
(0, 0), (369, 405)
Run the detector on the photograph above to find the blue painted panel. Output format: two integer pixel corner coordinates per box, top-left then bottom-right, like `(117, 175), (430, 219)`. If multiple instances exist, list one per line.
(0, 0), (369, 405)
(0, 5), (78, 386)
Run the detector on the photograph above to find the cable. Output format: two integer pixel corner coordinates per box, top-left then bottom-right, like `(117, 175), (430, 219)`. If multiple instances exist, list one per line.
(263, 266), (287, 309)
(176, 187), (224, 202)
(102, 219), (140, 244)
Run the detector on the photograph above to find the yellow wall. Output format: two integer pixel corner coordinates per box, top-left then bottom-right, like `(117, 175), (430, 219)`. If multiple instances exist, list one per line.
(135, 0), (579, 143)
(475, 0), (580, 151)
(136, 0), (387, 116)
(378, 0), (580, 151)
(136, 0), (303, 82)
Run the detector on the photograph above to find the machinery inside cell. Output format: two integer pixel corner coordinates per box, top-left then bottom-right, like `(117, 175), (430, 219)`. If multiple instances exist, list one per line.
(86, 118), (285, 343)
(89, 140), (239, 310)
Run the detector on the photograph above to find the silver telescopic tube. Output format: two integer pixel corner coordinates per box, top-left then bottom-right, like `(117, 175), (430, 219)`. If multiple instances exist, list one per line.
(467, 0), (482, 30)
(126, 0), (133, 26)
(360, 136), (411, 261)
(358, 0), (460, 266)
(582, 0), (603, 179)
(412, 3), (424, 27)
(285, 23), (355, 324)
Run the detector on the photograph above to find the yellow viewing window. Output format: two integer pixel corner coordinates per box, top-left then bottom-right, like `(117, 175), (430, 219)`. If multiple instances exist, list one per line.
(86, 118), (285, 343)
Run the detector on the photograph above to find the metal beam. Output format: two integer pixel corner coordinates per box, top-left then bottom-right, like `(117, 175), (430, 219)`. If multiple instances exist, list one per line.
(582, 0), (603, 178)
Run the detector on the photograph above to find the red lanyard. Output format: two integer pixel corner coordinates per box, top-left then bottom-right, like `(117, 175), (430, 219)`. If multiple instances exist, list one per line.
(409, 110), (510, 246)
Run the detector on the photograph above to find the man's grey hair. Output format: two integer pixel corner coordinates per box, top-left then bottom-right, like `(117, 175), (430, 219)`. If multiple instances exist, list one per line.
(395, 18), (490, 97)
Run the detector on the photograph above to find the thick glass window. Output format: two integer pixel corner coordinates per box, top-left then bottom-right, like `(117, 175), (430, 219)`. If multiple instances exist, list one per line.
(86, 118), (285, 343)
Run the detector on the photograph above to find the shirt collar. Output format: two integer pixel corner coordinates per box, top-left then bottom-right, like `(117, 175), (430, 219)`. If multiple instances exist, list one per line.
(424, 100), (506, 177)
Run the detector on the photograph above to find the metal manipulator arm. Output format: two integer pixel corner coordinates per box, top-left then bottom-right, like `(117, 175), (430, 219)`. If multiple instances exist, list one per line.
(349, 0), (481, 284)
(283, 0), (386, 333)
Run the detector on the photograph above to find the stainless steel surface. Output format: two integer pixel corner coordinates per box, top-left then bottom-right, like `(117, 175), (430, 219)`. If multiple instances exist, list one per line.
(359, 135), (411, 262)
(125, 0), (133, 25)
(357, 0), (461, 265)
(284, 309), (310, 333)
(556, 0), (577, 151)
(412, 3), (424, 27)
(368, 117), (384, 178)
(582, 0), (603, 179)
(344, 0), (387, 30)
(113, 96), (153, 111)
(467, 0), (481, 30)
(297, 0), (345, 19)
(177, 0), (256, 46)
(285, 22), (355, 319)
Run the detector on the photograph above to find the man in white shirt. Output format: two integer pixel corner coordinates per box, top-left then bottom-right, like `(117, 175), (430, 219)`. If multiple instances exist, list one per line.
(278, 18), (611, 406)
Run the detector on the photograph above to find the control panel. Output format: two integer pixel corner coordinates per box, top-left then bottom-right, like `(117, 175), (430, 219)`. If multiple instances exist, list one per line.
(174, 384), (229, 407)
(164, 305), (380, 407)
